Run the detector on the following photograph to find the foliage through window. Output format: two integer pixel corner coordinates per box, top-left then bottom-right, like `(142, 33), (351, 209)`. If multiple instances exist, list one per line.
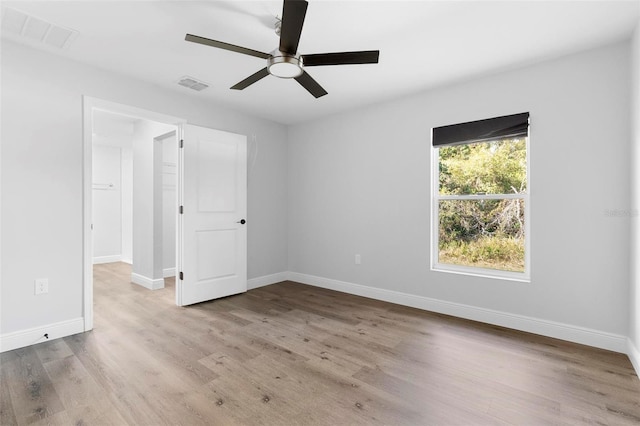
(432, 114), (529, 279)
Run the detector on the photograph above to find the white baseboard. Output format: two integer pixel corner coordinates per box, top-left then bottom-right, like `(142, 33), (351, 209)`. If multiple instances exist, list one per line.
(287, 272), (628, 354)
(163, 267), (176, 278)
(248, 272), (289, 290)
(93, 255), (123, 264)
(0, 318), (85, 353)
(628, 338), (640, 378)
(131, 272), (165, 290)
(121, 258), (132, 265)
(2, 271), (633, 366)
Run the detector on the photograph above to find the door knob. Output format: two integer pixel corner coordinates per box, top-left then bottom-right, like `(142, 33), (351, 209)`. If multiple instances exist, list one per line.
(237, 219), (246, 225)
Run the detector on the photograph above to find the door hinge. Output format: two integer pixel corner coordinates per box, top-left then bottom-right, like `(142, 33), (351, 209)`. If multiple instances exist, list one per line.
(179, 272), (184, 280)
(179, 205), (184, 214)
(179, 139), (184, 148)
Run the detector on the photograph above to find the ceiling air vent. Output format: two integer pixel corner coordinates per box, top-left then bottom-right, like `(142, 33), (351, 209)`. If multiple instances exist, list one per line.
(1, 7), (78, 49)
(177, 76), (210, 92)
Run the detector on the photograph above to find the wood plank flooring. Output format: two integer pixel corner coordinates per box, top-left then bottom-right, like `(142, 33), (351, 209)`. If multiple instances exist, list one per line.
(2, 261), (640, 425)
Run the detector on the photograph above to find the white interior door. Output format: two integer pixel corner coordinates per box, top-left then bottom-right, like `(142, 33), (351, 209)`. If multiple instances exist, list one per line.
(177, 124), (247, 306)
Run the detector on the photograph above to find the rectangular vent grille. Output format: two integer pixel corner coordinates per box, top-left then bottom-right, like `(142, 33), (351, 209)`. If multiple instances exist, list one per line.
(1, 7), (77, 49)
(177, 76), (210, 91)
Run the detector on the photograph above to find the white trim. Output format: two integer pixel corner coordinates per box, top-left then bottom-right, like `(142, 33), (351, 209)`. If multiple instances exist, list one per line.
(287, 272), (628, 354)
(176, 124), (184, 306)
(0, 318), (84, 353)
(438, 193), (526, 201)
(628, 338), (640, 378)
(163, 267), (176, 278)
(432, 263), (530, 283)
(131, 273), (165, 290)
(8, 271), (634, 364)
(248, 272), (289, 290)
(93, 255), (123, 264)
(82, 97), (94, 332)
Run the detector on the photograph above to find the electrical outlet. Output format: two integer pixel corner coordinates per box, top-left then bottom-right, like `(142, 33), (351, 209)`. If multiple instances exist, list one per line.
(35, 278), (48, 295)
(355, 254), (361, 265)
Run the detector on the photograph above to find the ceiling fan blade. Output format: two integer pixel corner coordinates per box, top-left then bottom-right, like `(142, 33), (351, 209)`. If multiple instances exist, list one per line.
(302, 50), (380, 67)
(294, 71), (327, 98)
(230, 68), (270, 90)
(279, 0), (308, 55)
(185, 34), (270, 59)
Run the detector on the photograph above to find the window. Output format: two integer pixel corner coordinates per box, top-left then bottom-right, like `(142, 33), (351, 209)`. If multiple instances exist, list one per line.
(432, 113), (529, 281)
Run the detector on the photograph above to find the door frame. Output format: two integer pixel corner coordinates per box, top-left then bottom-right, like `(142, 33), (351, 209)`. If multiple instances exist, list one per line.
(82, 96), (186, 331)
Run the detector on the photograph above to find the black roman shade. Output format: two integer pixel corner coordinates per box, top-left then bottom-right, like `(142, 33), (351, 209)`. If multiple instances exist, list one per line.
(433, 112), (529, 147)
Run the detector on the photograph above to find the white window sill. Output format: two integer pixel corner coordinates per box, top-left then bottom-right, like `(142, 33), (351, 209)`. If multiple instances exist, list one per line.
(432, 263), (530, 283)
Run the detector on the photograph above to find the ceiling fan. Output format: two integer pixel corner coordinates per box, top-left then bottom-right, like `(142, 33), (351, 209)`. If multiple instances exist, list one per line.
(185, 0), (380, 98)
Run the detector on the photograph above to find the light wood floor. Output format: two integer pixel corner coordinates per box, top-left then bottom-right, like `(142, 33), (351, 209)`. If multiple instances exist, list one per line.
(2, 262), (640, 425)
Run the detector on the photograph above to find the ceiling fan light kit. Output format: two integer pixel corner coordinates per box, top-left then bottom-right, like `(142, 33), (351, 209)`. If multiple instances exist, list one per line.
(185, 0), (379, 98)
(267, 51), (303, 79)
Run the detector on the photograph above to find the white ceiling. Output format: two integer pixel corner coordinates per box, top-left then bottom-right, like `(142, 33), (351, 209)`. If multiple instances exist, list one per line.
(2, 1), (639, 125)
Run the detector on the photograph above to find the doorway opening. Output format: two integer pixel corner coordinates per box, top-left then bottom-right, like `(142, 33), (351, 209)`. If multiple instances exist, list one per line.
(83, 97), (185, 331)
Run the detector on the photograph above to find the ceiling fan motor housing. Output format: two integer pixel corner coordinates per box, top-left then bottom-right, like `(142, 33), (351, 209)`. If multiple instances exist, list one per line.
(267, 50), (303, 78)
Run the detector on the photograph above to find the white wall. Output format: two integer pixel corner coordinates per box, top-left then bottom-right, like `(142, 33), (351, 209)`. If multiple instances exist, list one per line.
(0, 40), (288, 337)
(288, 42), (631, 344)
(131, 121), (173, 286)
(629, 20), (640, 372)
(92, 144), (122, 261)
